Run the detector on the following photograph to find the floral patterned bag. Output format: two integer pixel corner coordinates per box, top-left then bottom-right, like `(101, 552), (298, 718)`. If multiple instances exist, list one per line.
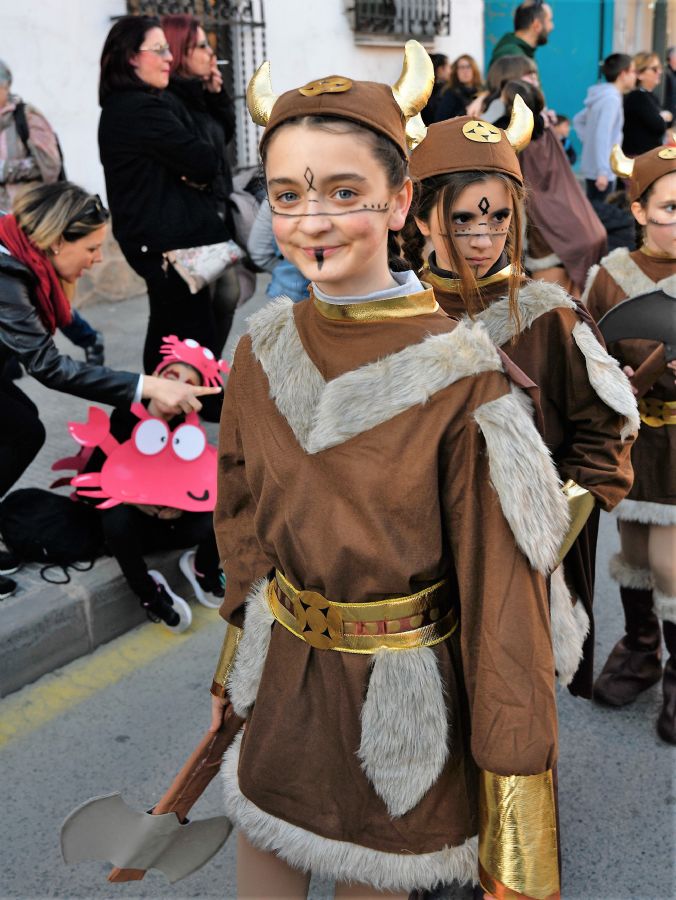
(163, 240), (243, 294)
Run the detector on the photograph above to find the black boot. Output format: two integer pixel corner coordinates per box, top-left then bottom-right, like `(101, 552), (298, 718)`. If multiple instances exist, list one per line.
(657, 618), (676, 744)
(594, 556), (662, 706)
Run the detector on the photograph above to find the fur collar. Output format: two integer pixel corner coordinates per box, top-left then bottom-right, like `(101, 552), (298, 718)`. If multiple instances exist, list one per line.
(247, 297), (503, 454)
(474, 279), (577, 346)
(600, 247), (676, 298)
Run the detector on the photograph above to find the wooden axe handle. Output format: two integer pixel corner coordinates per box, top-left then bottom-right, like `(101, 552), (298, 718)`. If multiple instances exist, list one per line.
(630, 344), (667, 399)
(108, 704), (244, 883)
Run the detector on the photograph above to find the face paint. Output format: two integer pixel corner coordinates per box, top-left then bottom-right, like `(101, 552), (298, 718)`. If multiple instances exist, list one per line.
(304, 166), (317, 192)
(478, 196), (490, 215)
(314, 248), (325, 269)
(269, 205), (390, 218)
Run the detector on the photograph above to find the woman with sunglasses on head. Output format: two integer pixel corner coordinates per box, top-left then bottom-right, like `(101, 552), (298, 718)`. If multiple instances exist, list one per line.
(623, 52), (673, 158)
(0, 181), (219, 598)
(405, 101), (638, 699)
(161, 14), (239, 355)
(98, 16), (228, 378)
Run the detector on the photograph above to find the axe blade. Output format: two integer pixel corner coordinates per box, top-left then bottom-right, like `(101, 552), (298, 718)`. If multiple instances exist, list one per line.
(60, 792), (232, 884)
(596, 289), (676, 360)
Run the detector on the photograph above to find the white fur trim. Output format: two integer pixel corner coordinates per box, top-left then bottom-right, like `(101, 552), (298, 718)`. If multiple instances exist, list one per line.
(549, 566), (589, 687)
(227, 579), (274, 717)
(659, 274), (676, 297)
(580, 264), (599, 307)
(248, 296), (325, 449)
(222, 731), (478, 892)
(614, 499), (676, 526)
(608, 553), (654, 589)
(525, 251), (562, 271)
(571, 321), (640, 439)
(601, 247), (656, 298)
(475, 279), (576, 347)
(473, 387), (569, 574)
(358, 647), (449, 818)
(654, 589), (676, 624)
(306, 320), (502, 454)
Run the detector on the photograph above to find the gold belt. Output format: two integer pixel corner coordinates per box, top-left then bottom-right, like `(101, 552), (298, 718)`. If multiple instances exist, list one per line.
(267, 571), (457, 654)
(638, 397), (676, 427)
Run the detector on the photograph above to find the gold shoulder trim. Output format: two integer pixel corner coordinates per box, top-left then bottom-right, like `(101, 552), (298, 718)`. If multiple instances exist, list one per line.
(639, 243), (676, 260)
(312, 286), (438, 321)
(423, 264), (515, 294)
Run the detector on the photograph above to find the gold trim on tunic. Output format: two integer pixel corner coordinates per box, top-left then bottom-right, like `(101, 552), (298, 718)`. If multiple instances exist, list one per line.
(268, 571), (457, 653)
(639, 244), (676, 260)
(479, 769), (560, 900)
(210, 624), (243, 698)
(312, 287), (439, 321)
(422, 263), (516, 294)
(639, 397), (676, 427)
(556, 479), (595, 565)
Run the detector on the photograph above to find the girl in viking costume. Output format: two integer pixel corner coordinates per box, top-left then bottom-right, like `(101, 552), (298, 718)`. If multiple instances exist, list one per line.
(584, 145), (676, 744)
(210, 44), (568, 899)
(405, 105), (638, 699)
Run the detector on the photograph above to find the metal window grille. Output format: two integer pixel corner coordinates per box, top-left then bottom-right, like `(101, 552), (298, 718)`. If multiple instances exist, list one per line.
(349, 0), (451, 42)
(126, 0), (266, 172)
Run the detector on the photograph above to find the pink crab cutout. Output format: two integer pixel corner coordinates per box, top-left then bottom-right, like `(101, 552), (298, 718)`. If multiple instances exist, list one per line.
(63, 404), (217, 512)
(158, 335), (230, 387)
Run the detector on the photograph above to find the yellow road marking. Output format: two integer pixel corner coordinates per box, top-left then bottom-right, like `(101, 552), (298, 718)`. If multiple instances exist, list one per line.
(0, 605), (220, 749)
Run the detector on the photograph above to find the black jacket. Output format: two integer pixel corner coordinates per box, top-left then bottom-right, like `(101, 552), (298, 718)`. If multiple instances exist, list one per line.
(98, 89), (227, 256)
(0, 247), (137, 404)
(165, 76), (235, 209)
(622, 89), (667, 156)
(432, 84), (478, 123)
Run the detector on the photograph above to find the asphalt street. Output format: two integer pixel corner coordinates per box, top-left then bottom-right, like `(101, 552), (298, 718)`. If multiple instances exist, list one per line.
(0, 292), (674, 900)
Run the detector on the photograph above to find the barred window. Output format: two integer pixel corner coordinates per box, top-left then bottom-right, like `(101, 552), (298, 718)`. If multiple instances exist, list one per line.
(349, 0), (451, 43)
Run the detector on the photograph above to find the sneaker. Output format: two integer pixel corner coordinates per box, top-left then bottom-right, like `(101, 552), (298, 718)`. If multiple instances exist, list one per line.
(0, 549), (20, 575)
(84, 331), (105, 366)
(179, 549), (222, 609)
(144, 570), (192, 633)
(0, 574), (17, 600)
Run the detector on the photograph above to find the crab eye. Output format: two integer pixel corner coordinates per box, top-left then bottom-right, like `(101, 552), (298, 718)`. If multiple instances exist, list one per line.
(172, 424), (206, 461)
(134, 419), (169, 455)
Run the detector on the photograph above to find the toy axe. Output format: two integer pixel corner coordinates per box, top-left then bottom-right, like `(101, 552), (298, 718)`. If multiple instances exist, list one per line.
(596, 287), (676, 397)
(61, 703), (244, 883)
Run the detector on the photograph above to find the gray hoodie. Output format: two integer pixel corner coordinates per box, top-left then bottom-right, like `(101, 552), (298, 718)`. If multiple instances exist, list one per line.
(573, 82), (624, 181)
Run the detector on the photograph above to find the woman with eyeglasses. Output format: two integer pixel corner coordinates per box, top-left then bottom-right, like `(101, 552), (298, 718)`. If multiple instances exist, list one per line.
(623, 51), (673, 158)
(98, 16), (229, 378)
(433, 54), (484, 123)
(0, 181), (220, 597)
(161, 14), (240, 354)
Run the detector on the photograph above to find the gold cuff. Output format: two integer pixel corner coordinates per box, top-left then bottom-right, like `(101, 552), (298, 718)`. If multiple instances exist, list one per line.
(210, 624), (243, 696)
(556, 480), (595, 565)
(479, 769), (559, 900)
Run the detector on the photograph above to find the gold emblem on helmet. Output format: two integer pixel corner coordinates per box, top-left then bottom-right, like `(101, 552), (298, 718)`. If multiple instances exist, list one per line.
(462, 120), (502, 143)
(658, 147), (676, 160)
(298, 76), (353, 97)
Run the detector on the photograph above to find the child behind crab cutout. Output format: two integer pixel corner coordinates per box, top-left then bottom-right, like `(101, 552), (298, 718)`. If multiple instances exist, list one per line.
(78, 337), (229, 633)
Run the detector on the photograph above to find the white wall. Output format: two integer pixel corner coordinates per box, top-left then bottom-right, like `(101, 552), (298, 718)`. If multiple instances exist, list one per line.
(0, 0), (126, 198)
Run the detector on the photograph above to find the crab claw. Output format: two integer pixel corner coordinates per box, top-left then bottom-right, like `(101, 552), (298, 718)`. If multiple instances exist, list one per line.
(68, 407), (111, 448)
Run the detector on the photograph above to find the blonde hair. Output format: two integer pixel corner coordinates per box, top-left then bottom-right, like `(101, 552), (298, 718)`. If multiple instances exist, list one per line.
(12, 182), (109, 251)
(634, 50), (660, 82)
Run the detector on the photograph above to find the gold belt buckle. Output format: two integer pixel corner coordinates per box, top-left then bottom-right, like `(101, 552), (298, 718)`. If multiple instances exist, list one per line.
(293, 590), (344, 650)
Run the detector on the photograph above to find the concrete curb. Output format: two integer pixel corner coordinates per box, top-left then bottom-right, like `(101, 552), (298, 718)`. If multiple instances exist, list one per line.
(0, 550), (187, 697)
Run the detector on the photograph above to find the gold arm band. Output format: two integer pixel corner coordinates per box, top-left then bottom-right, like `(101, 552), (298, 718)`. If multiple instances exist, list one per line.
(479, 770), (560, 900)
(268, 571), (457, 653)
(210, 624), (243, 698)
(556, 480), (595, 565)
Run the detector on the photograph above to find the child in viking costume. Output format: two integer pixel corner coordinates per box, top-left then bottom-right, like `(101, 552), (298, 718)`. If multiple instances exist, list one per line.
(210, 43), (568, 899)
(584, 145), (676, 744)
(405, 105), (638, 698)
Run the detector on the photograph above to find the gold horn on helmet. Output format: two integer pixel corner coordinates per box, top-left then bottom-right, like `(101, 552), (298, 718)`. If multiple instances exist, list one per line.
(392, 40), (435, 150)
(610, 143), (635, 179)
(246, 61), (278, 127)
(503, 93), (534, 152)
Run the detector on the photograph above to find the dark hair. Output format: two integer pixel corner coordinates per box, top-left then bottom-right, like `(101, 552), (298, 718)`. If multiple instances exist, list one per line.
(263, 116), (410, 272)
(450, 54), (482, 91)
(402, 170), (525, 327)
(161, 14), (200, 77)
(501, 80), (545, 138)
(99, 15), (161, 105)
(554, 113), (569, 125)
(430, 54), (449, 77)
(603, 53), (632, 83)
(483, 55), (538, 113)
(514, 0), (547, 31)
(634, 181), (659, 246)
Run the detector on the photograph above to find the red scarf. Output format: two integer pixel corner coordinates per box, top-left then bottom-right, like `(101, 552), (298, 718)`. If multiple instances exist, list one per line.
(0, 214), (72, 333)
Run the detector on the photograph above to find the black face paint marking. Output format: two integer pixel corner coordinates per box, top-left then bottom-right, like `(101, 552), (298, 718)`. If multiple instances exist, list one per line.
(270, 207), (390, 218)
(478, 196), (490, 215)
(314, 248), (325, 269)
(304, 167), (317, 192)
(647, 217), (676, 227)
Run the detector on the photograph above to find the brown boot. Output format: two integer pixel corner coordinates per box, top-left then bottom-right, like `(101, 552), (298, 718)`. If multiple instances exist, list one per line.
(594, 556), (662, 706)
(657, 618), (676, 744)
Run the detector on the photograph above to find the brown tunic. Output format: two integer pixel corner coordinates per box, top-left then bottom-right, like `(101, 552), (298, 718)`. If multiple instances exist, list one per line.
(585, 248), (676, 516)
(214, 292), (560, 864)
(427, 266), (636, 697)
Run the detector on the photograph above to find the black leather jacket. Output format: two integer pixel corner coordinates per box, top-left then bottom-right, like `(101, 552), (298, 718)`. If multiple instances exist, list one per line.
(0, 246), (138, 405)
